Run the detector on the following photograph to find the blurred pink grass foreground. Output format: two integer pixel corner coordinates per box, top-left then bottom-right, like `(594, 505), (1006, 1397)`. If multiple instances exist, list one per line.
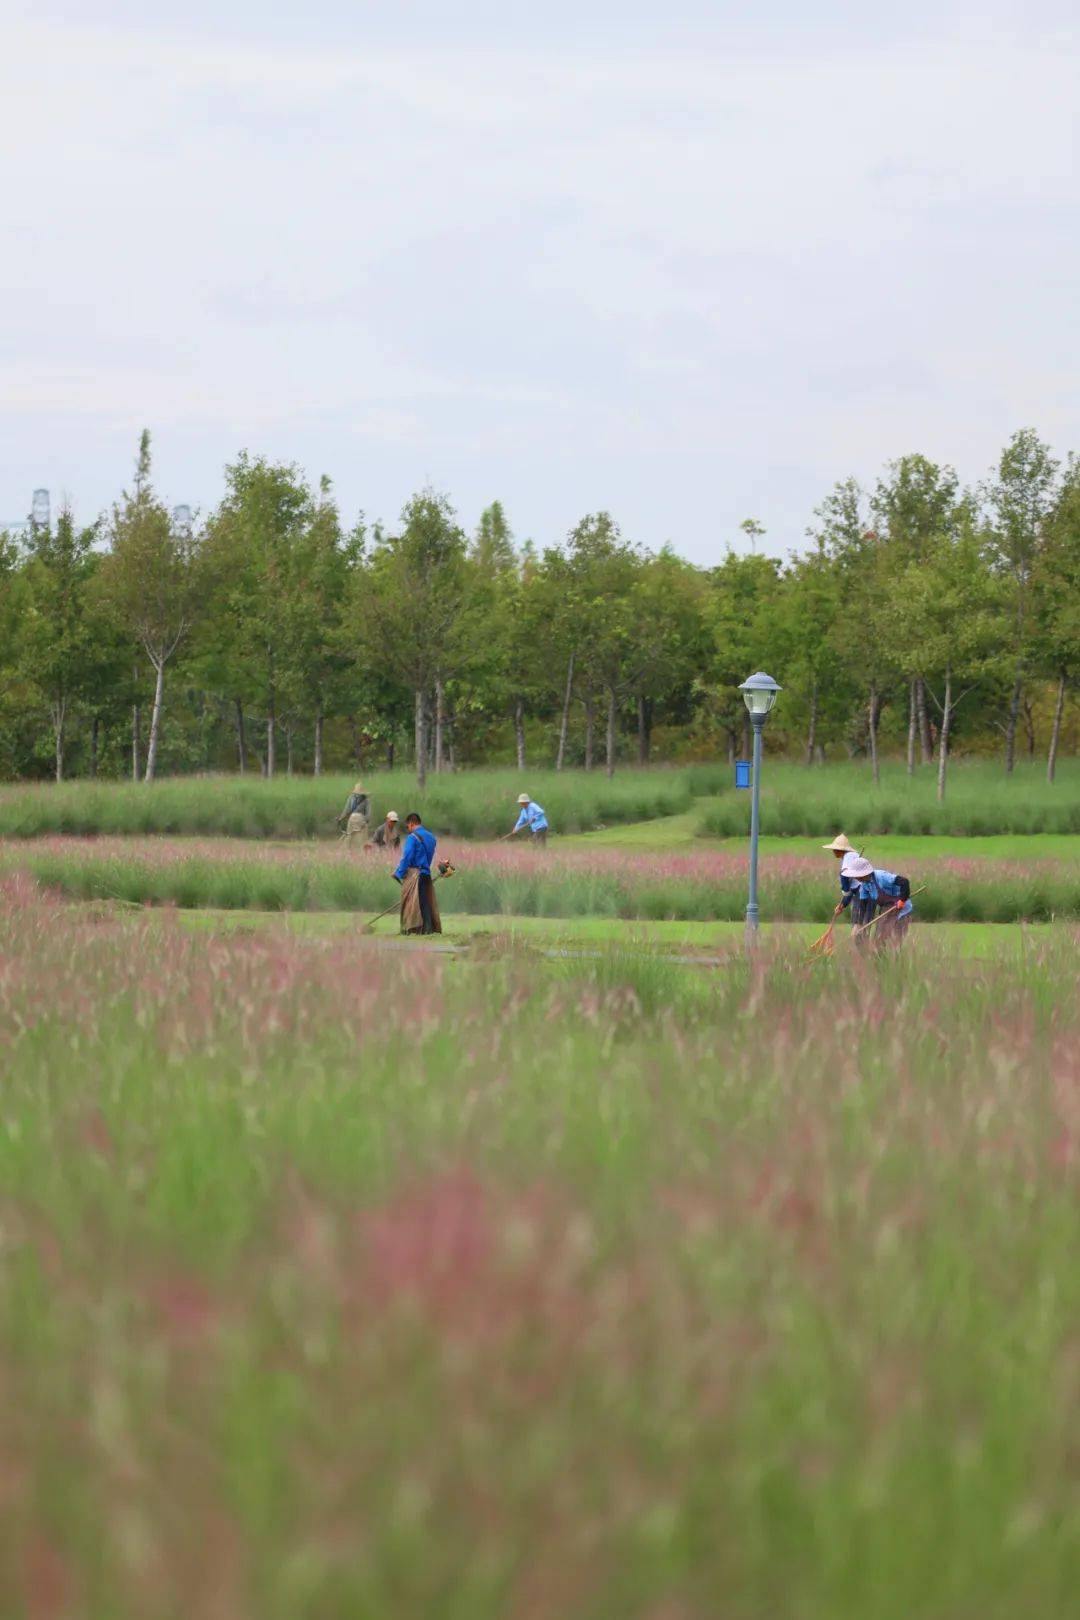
(1, 878), (1079, 1616)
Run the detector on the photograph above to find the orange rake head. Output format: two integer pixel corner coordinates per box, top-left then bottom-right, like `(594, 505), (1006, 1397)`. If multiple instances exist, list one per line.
(808, 922), (837, 959)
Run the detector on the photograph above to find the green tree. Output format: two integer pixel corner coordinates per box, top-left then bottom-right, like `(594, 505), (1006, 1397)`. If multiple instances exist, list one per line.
(352, 490), (473, 789)
(20, 504), (97, 780)
(770, 543), (850, 764)
(894, 520), (1005, 800)
(203, 454), (314, 775)
(706, 550), (782, 763)
(872, 454), (961, 770)
(985, 429), (1059, 773)
(629, 550), (707, 766)
(1034, 462), (1080, 783)
(472, 501), (517, 576)
(813, 478), (899, 782)
(102, 432), (200, 782)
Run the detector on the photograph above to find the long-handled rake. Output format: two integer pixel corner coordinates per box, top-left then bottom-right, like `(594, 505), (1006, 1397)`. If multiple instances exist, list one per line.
(850, 885), (926, 942)
(808, 904), (843, 958)
(809, 886), (927, 957)
(360, 860), (458, 935)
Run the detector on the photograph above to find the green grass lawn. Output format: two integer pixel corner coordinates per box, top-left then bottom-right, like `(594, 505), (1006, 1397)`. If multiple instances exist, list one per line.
(168, 905), (1062, 960)
(570, 807), (1080, 863)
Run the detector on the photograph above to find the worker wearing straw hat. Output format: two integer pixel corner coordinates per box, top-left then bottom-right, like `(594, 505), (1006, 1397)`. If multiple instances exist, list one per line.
(838, 854), (914, 951)
(337, 782), (371, 848)
(509, 792), (549, 846)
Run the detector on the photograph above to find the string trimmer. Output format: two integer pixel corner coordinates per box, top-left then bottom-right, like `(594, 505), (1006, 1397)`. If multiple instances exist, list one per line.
(360, 860), (458, 935)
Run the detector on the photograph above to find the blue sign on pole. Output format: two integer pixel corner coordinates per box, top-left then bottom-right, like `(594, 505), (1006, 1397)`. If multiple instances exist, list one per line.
(735, 760), (751, 790)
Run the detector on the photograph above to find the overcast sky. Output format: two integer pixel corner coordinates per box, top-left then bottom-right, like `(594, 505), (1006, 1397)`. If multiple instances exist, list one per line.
(2, 0), (1077, 561)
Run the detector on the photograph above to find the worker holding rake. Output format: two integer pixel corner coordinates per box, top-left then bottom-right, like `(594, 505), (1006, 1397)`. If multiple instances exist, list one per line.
(336, 782), (371, 849)
(813, 834), (915, 954)
(507, 792), (549, 846)
(839, 856), (914, 951)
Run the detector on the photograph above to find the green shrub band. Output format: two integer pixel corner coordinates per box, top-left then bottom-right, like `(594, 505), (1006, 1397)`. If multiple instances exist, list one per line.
(697, 760), (1080, 837)
(0, 770), (691, 841)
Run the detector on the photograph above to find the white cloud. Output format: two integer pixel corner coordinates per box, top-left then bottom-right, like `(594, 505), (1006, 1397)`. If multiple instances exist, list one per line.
(0, 7), (1077, 558)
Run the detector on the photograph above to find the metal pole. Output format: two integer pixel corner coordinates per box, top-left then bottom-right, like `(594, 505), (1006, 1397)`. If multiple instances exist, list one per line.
(745, 714), (764, 937)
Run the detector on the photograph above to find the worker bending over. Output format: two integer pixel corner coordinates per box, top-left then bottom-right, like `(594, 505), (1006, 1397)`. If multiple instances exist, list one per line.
(823, 835), (913, 951)
(510, 792), (549, 846)
(839, 855), (913, 951)
(394, 813), (442, 935)
(370, 809), (402, 852)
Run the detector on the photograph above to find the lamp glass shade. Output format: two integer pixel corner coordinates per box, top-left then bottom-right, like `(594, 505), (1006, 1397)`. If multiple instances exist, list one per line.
(738, 672), (781, 716)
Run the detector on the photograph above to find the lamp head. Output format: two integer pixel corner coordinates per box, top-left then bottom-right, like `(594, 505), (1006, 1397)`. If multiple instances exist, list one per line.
(738, 671), (781, 717)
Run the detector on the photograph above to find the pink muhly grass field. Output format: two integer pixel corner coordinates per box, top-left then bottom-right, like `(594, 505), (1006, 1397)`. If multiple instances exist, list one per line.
(0, 879), (1078, 1616)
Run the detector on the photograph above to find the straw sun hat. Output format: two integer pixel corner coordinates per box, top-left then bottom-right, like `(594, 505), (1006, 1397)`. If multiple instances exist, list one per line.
(842, 855), (874, 880)
(822, 833), (854, 853)
(518, 793), (530, 804)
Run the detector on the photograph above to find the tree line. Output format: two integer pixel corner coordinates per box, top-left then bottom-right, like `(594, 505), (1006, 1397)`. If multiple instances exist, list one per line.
(1, 427), (1077, 797)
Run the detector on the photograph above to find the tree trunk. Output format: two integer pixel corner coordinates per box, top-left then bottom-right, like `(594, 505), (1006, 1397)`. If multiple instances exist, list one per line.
(1022, 697), (1036, 759)
(867, 685), (880, 788)
(1004, 669), (1022, 774)
(386, 737), (395, 771)
(583, 697), (595, 772)
(916, 678), (932, 764)
(1047, 672), (1066, 784)
(937, 668), (953, 802)
(741, 711), (751, 761)
(637, 694), (649, 767)
(266, 690), (276, 778)
(90, 715), (100, 779)
(434, 679), (445, 773)
(726, 728), (735, 765)
(143, 658), (165, 783)
(52, 700), (66, 784)
(906, 679), (917, 776)
(286, 725), (294, 778)
(313, 703), (324, 777)
(414, 688), (427, 791)
(805, 682), (818, 766)
(605, 688), (617, 779)
(514, 698), (526, 770)
(447, 708), (457, 773)
(235, 700), (247, 774)
(132, 703), (141, 783)
(556, 653), (574, 772)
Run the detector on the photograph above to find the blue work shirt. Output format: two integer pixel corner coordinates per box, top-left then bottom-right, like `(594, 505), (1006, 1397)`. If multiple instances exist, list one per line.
(394, 826), (437, 882)
(840, 867), (912, 918)
(514, 800), (549, 834)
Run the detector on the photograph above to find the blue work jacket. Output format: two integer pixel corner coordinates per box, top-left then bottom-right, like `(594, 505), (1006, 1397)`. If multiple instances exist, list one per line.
(840, 867), (913, 919)
(514, 800), (549, 834)
(394, 826), (437, 882)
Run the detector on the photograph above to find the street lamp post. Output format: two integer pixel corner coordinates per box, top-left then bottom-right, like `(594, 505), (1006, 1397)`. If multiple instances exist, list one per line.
(738, 672), (782, 938)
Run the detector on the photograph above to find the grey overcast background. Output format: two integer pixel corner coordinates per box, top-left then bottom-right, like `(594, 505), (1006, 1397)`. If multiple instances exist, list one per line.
(2, 0), (1078, 562)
